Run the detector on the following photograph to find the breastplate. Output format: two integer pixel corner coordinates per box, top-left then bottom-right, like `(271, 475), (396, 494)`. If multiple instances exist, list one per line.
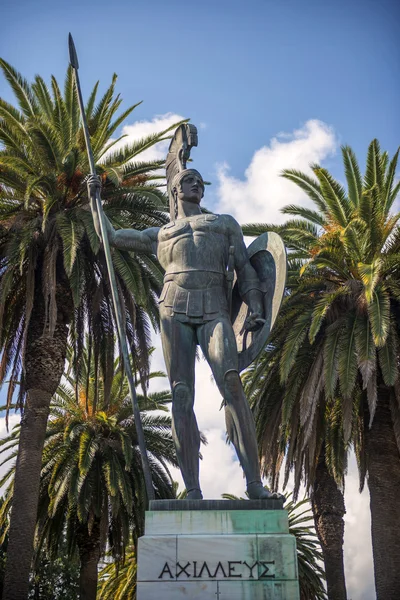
(157, 214), (228, 280)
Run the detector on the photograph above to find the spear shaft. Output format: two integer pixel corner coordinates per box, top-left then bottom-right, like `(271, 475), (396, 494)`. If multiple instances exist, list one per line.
(68, 34), (155, 502)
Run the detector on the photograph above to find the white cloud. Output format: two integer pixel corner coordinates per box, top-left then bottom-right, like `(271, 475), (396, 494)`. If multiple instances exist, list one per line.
(184, 355), (248, 499)
(0, 414), (20, 440)
(343, 454), (374, 599)
(168, 427), (245, 501)
(105, 112), (185, 164)
(149, 339), (246, 498)
(0, 414), (20, 495)
(215, 119), (337, 226)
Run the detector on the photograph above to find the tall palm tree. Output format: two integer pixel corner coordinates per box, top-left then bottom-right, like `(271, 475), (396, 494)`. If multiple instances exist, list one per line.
(243, 140), (400, 599)
(243, 313), (348, 599)
(0, 58), (183, 599)
(0, 348), (177, 600)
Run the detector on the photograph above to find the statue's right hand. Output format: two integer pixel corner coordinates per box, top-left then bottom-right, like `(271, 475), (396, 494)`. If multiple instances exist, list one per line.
(87, 174), (102, 200)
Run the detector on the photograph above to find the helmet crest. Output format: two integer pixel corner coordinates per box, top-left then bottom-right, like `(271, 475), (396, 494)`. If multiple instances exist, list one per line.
(166, 124), (200, 219)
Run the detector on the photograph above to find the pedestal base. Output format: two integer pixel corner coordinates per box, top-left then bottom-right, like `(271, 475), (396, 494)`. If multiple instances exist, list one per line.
(137, 499), (300, 600)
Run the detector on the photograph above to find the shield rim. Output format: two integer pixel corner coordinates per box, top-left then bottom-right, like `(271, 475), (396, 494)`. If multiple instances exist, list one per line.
(234, 232), (287, 372)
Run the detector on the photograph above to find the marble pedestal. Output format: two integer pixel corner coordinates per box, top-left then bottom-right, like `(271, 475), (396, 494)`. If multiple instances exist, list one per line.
(137, 499), (300, 600)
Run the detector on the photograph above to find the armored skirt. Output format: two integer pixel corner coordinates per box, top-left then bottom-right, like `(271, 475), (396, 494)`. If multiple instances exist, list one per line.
(159, 278), (230, 324)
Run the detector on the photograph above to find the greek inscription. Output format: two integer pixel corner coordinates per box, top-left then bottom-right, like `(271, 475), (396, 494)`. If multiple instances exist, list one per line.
(158, 562), (174, 579)
(176, 561), (191, 578)
(212, 562), (227, 578)
(198, 562), (213, 578)
(260, 560), (275, 579)
(228, 561), (243, 578)
(157, 558), (277, 580)
(242, 560), (258, 579)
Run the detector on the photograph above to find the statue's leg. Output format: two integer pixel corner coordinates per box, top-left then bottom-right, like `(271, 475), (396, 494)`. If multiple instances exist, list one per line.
(197, 316), (280, 499)
(160, 312), (202, 499)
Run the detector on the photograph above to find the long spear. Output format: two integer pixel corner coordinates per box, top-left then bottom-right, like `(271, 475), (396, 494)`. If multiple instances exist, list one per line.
(68, 34), (155, 502)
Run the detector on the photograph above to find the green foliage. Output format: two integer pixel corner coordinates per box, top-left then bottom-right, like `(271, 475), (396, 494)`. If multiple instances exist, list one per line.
(286, 495), (327, 600)
(0, 344), (177, 571)
(0, 498), (8, 598)
(0, 59), (185, 411)
(243, 139), (400, 494)
(28, 548), (80, 600)
(98, 547), (137, 600)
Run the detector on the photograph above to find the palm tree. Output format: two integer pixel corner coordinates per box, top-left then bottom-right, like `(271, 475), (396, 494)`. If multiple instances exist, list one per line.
(243, 140), (400, 599)
(243, 317), (348, 599)
(222, 492), (326, 599)
(0, 58), (183, 599)
(286, 495), (327, 600)
(0, 499), (8, 599)
(98, 546), (137, 600)
(0, 348), (177, 600)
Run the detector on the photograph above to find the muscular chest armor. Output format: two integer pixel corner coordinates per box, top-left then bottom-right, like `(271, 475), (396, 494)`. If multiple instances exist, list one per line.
(157, 214), (229, 279)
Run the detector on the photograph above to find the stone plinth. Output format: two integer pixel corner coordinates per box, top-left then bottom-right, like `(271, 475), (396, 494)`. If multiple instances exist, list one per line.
(137, 499), (300, 600)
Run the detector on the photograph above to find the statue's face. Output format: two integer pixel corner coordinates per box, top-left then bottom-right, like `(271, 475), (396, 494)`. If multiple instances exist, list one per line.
(177, 173), (204, 204)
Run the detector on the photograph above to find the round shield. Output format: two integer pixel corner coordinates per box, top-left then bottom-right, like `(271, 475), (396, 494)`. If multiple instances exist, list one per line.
(231, 232), (287, 372)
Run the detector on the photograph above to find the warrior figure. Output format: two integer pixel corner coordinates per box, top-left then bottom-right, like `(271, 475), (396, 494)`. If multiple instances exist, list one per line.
(88, 124), (282, 500)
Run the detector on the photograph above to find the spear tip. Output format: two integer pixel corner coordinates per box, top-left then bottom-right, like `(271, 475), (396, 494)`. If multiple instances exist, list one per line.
(68, 33), (79, 70)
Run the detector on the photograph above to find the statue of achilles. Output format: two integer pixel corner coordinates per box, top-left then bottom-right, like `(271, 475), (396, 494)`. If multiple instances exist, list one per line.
(88, 124), (283, 500)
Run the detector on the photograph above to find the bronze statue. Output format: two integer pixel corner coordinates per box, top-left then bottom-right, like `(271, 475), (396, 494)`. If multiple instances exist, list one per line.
(88, 124), (286, 500)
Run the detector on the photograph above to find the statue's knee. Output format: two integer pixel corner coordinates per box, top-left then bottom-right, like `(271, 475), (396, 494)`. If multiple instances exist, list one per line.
(224, 369), (242, 396)
(172, 382), (193, 410)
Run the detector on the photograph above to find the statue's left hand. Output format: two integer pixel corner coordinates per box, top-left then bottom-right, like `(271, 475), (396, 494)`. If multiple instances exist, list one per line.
(244, 289), (265, 331)
(244, 313), (266, 331)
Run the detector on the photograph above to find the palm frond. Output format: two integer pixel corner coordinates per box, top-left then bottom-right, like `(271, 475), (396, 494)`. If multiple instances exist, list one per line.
(342, 145), (362, 209)
(281, 169), (328, 214)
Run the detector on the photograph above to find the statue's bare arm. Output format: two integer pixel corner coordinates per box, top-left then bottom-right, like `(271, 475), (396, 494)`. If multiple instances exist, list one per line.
(225, 215), (264, 329)
(87, 175), (159, 255)
(111, 226), (158, 254)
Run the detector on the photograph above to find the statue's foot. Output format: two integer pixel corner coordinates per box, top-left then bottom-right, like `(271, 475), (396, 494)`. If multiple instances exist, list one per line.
(247, 481), (285, 501)
(186, 488), (203, 500)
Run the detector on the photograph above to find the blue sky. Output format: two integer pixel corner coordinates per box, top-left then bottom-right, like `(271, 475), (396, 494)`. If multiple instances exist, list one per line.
(1, 0), (399, 188)
(1, 1), (399, 598)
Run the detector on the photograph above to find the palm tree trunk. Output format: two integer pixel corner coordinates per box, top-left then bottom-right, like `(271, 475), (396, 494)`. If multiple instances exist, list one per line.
(76, 520), (101, 600)
(366, 388), (400, 600)
(311, 451), (347, 600)
(3, 284), (70, 600)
